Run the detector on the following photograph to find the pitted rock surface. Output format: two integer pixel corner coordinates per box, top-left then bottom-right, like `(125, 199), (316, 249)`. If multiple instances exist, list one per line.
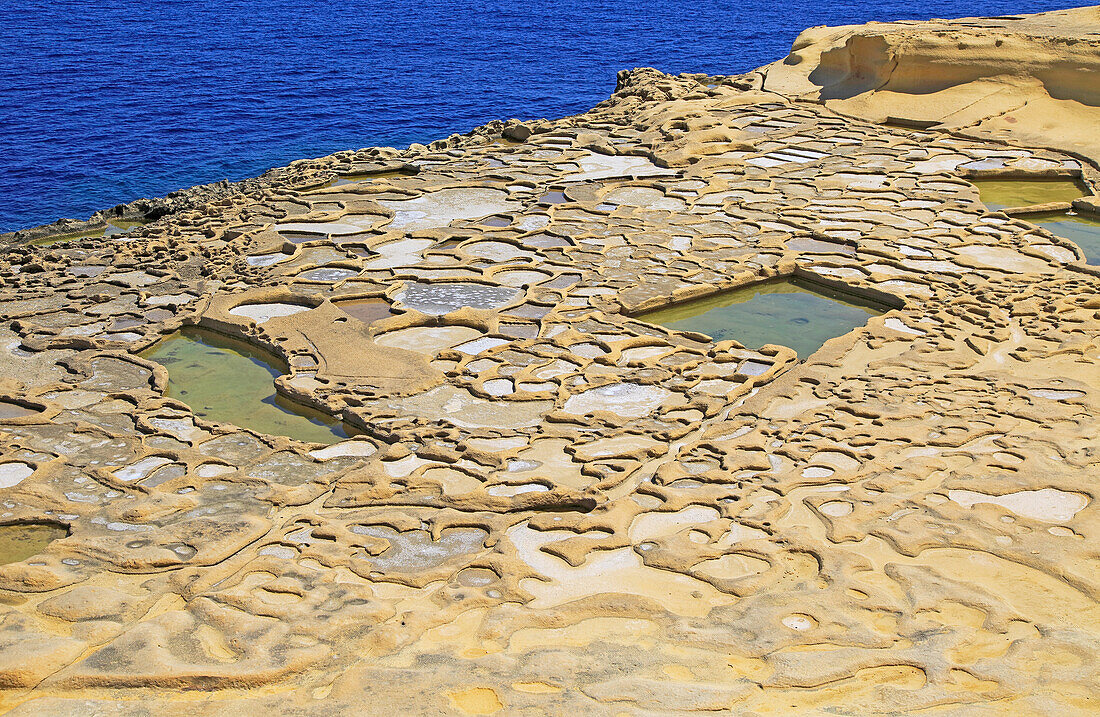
(1, 7), (1098, 715)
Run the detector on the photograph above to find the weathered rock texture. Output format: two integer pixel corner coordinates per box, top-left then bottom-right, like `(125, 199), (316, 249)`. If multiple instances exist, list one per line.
(0, 6), (1098, 716)
(762, 5), (1100, 166)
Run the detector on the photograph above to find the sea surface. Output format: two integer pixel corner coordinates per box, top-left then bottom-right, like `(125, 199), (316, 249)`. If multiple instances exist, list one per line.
(0, 0), (1089, 233)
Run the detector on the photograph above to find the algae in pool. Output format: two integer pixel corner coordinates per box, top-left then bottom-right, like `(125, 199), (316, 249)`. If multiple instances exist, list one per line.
(971, 178), (1088, 211)
(141, 327), (355, 444)
(0, 523), (69, 565)
(31, 218), (147, 246)
(638, 278), (886, 358)
(1030, 212), (1100, 265)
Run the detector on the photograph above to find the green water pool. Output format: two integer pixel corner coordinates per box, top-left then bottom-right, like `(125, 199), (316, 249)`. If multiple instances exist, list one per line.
(141, 327), (354, 444)
(971, 178), (1088, 211)
(638, 278), (886, 358)
(0, 523), (68, 565)
(31, 218), (147, 246)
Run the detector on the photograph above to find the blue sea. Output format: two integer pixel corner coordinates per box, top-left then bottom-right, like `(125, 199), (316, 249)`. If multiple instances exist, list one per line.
(0, 1), (1089, 233)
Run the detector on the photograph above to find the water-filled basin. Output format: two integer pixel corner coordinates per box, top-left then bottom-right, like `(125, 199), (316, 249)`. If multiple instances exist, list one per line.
(638, 278), (887, 358)
(971, 178), (1087, 211)
(0, 522), (69, 565)
(140, 327), (354, 444)
(1029, 212), (1100, 265)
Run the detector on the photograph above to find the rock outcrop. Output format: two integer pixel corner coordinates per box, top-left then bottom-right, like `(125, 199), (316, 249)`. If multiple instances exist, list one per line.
(0, 6), (1098, 716)
(761, 6), (1100, 166)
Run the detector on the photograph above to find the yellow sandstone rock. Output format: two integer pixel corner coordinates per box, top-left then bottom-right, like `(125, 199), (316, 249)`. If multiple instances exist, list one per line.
(0, 5), (1098, 716)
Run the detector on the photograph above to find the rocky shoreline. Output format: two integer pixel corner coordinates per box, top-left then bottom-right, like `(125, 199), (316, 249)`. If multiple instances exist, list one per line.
(0, 6), (1098, 716)
(0, 70), (742, 248)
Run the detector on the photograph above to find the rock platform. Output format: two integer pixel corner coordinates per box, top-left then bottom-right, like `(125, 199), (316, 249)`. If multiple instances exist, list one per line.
(0, 7), (1098, 715)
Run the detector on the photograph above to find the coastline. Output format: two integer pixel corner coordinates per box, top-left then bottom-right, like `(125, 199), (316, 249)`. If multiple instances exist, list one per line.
(8, 7), (1100, 248)
(0, 6), (1098, 715)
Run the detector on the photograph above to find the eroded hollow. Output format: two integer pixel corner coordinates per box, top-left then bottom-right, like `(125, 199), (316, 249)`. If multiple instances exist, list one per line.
(326, 168), (414, 187)
(637, 277), (889, 358)
(394, 282), (521, 315)
(350, 526), (489, 572)
(140, 327), (355, 444)
(334, 298), (398, 326)
(0, 522), (69, 565)
(0, 400), (39, 419)
(971, 177), (1088, 210)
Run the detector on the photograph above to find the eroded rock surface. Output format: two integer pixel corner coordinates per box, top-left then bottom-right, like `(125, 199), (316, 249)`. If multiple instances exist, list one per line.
(1, 7), (1098, 715)
(763, 5), (1100, 165)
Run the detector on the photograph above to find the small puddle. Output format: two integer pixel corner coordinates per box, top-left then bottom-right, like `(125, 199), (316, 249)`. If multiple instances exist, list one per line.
(565, 153), (674, 181)
(971, 178), (1087, 211)
(69, 264), (109, 277)
(279, 231), (325, 245)
(246, 252), (292, 267)
(349, 526), (488, 572)
(948, 488), (1087, 523)
(433, 238), (465, 252)
(0, 462), (35, 488)
(563, 383), (672, 418)
(0, 522), (69, 565)
(523, 233), (572, 249)
(335, 298), (397, 325)
(544, 273), (581, 289)
(1029, 212), (1100, 265)
(378, 188), (519, 231)
(375, 326), (483, 354)
(637, 278), (887, 358)
(140, 327), (355, 444)
(538, 191), (569, 205)
(602, 187), (686, 212)
(787, 237), (857, 256)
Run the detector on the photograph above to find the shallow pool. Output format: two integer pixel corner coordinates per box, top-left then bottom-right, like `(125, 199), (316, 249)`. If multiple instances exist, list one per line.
(971, 178), (1088, 211)
(141, 327), (354, 443)
(31, 218), (147, 246)
(0, 400), (38, 419)
(335, 297), (397, 325)
(1029, 212), (1100, 265)
(394, 282), (521, 315)
(638, 278), (886, 358)
(0, 522), (68, 565)
(327, 169), (411, 187)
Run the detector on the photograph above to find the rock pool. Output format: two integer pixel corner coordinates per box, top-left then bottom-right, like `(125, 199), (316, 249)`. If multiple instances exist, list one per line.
(0, 522), (69, 565)
(140, 327), (354, 443)
(638, 278), (887, 358)
(971, 177), (1088, 210)
(1029, 212), (1100, 264)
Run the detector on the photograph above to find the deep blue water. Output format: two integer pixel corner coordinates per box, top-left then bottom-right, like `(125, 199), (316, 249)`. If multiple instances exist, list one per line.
(0, 1), (1089, 233)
